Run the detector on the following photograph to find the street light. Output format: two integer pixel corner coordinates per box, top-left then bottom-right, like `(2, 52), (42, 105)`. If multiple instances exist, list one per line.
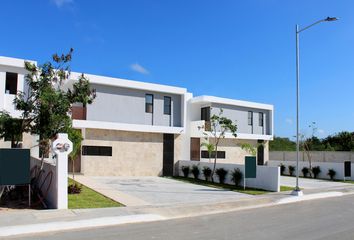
(292, 17), (338, 196)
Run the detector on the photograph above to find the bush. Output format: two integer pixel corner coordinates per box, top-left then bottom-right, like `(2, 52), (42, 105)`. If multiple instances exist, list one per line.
(328, 169), (336, 180)
(280, 164), (286, 176)
(191, 165), (200, 179)
(231, 168), (243, 187)
(215, 168), (228, 184)
(312, 166), (321, 179)
(181, 166), (190, 178)
(202, 167), (212, 181)
(288, 165), (295, 176)
(302, 167), (310, 178)
(68, 183), (82, 194)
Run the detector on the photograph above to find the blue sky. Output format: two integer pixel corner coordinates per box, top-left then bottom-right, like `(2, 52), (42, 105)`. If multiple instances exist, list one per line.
(1, 0), (353, 139)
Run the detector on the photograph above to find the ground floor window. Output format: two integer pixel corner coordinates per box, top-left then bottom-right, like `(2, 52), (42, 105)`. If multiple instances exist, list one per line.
(201, 150), (226, 159)
(82, 146), (112, 156)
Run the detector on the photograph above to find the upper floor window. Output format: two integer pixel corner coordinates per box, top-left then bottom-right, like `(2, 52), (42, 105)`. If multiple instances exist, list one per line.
(5, 72), (18, 95)
(145, 94), (154, 113)
(164, 96), (171, 115)
(248, 111), (253, 125)
(259, 112), (264, 127)
(201, 107), (210, 122)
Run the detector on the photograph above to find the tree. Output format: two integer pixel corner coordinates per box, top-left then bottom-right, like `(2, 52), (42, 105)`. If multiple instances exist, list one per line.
(67, 74), (96, 108)
(0, 112), (23, 148)
(269, 137), (296, 151)
(202, 108), (237, 181)
(200, 142), (215, 163)
(323, 131), (354, 151)
(0, 49), (96, 171)
(68, 128), (83, 180)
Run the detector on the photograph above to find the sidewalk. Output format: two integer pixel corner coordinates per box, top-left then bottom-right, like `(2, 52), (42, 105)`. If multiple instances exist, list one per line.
(1, 184), (354, 238)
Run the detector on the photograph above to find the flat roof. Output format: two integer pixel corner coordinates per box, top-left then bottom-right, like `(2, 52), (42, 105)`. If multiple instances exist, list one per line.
(190, 95), (273, 110)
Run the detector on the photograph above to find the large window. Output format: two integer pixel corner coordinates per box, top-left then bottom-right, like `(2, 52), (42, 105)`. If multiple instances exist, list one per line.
(145, 94), (154, 113)
(164, 96), (171, 115)
(5, 72), (18, 95)
(201, 107), (210, 121)
(201, 150), (226, 159)
(259, 112), (264, 127)
(248, 111), (253, 126)
(82, 146), (112, 156)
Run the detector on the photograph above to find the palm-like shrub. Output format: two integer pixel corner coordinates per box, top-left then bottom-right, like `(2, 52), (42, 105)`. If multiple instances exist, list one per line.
(202, 167), (212, 181)
(328, 169), (336, 180)
(181, 166), (190, 178)
(215, 168), (228, 184)
(312, 166), (321, 179)
(191, 165), (200, 179)
(302, 167), (310, 178)
(231, 168), (243, 187)
(280, 164), (286, 176)
(288, 165), (295, 176)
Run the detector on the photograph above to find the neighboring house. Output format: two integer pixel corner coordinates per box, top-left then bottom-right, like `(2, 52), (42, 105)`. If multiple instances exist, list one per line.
(0, 56), (274, 176)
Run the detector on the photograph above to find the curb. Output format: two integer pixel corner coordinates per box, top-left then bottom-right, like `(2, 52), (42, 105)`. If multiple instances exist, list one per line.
(276, 191), (344, 205)
(0, 214), (165, 238)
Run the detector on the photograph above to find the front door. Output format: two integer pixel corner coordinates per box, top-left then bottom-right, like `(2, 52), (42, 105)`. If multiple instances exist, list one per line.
(257, 140), (264, 165)
(190, 138), (200, 161)
(163, 134), (174, 176)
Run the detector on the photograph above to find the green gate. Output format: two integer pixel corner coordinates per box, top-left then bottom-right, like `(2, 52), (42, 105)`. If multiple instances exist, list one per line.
(0, 148), (30, 185)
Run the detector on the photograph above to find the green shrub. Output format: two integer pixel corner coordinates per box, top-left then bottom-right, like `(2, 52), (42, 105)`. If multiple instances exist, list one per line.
(280, 164), (286, 176)
(328, 169), (336, 180)
(312, 166), (321, 179)
(215, 168), (228, 184)
(68, 183), (82, 194)
(288, 165), (295, 176)
(231, 168), (243, 187)
(191, 165), (200, 179)
(302, 167), (310, 178)
(202, 167), (212, 181)
(181, 166), (190, 178)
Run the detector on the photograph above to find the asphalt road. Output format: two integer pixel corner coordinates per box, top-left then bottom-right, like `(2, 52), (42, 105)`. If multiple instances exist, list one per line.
(9, 194), (354, 240)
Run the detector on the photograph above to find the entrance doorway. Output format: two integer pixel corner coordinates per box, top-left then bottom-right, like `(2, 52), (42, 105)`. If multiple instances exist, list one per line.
(163, 134), (174, 176)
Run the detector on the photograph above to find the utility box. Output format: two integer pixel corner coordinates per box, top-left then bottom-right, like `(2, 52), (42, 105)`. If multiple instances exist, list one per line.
(0, 148), (30, 185)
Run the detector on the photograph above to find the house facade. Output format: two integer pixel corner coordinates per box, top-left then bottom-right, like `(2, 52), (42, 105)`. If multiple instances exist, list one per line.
(0, 56), (274, 176)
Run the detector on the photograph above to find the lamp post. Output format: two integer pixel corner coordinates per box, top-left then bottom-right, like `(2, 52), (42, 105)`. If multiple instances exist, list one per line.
(292, 17), (338, 196)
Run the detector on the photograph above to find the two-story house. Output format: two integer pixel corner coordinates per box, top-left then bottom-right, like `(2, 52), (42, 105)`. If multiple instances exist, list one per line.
(0, 56), (274, 177)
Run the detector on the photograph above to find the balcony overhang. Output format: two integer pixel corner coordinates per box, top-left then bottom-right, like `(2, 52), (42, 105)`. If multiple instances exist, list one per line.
(73, 120), (185, 134)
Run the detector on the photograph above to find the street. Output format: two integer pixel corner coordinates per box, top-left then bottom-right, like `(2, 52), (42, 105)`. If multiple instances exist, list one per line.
(9, 194), (354, 240)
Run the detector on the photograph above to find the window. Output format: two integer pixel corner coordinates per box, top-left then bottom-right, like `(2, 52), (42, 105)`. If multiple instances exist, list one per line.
(259, 112), (264, 127)
(201, 107), (210, 121)
(5, 72), (18, 95)
(248, 111), (253, 126)
(201, 150), (226, 159)
(82, 146), (112, 156)
(164, 96), (171, 115)
(145, 94), (154, 113)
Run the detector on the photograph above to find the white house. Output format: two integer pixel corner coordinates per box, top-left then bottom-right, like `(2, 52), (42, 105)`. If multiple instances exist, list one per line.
(0, 56), (274, 177)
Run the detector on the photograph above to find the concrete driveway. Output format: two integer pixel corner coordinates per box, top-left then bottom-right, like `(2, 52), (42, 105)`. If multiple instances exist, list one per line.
(281, 176), (352, 189)
(76, 176), (252, 207)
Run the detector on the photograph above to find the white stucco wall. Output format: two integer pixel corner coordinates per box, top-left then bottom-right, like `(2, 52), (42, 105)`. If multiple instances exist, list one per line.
(176, 160), (280, 192)
(268, 160), (354, 181)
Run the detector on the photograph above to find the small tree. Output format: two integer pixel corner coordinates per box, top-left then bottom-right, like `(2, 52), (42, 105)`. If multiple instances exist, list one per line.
(231, 168), (243, 187)
(191, 165), (200, 179)
(0, 49), (96, 172)
(312, 166), (321, 179)
(328, 169), (336, 180)
(215, 168), (228, 184)
(200, 142), (215, 163)
(0, 112), (23, 148)
(68, 128), (83, 180)
(202, 109), (237, 181)
(202, 167), (212, 181)
(288, 165), (295, 176)
(302, 167), (310, 178)
(181, 166), (190, 178)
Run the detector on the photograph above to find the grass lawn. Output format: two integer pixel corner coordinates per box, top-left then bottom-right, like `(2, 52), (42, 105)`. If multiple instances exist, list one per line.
(170, 176), (269, 195)
(68, 178), (124, 209)
(280, 186), (295, 191)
